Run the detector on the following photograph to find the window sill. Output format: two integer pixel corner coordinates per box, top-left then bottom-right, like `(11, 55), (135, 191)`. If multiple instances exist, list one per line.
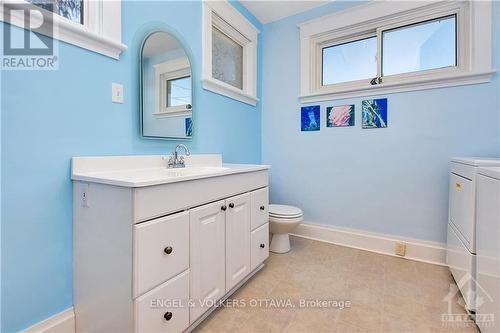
(203, 78), (259, 106)
(56, 18), (127, 59)
(153, 110), (192, 118)
(1, 0), (127, 59)
(300, 70), (496, 103)
(55, 17), (128, 59)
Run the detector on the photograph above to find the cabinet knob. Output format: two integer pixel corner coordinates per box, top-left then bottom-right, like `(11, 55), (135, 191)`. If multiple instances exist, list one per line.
(164, 246), (173, 255)
(229, 203), (235, 208)
(221, 205), (227, 211)
(260, 205), (265, 211)
(260, 243), (265, 248)
(164, 312), (173, 321)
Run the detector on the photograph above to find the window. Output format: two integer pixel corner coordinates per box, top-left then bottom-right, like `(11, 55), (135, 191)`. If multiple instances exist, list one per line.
(382, 15), (456, 76)
(212, 26), (244, 89)
(1, 0), (126, 59)
(154, 57), (192, 117)
(166, 76), (192, 107)
(27, 0), (83, 24)
(322, 36), (377, 85)
(202, 1), (259, 106)
(299, 1), (494, 102)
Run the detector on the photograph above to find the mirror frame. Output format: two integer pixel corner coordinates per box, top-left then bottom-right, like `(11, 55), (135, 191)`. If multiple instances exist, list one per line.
(139, 28), (194, 141)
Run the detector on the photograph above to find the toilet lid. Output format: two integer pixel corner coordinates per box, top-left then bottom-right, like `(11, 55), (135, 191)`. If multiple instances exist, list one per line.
(269, 204), (303, 218)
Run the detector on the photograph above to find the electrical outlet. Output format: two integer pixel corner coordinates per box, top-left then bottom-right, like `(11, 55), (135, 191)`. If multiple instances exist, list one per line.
(81, 183), (90, 208)
(112, 83), (124, 103)
(395, 242), (406, 256)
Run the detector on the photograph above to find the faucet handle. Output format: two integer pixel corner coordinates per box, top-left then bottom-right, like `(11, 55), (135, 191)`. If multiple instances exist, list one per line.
(167, 155), (175, 167)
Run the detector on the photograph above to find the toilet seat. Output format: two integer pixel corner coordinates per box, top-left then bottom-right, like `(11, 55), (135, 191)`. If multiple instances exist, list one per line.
(269, 204), (303, 219)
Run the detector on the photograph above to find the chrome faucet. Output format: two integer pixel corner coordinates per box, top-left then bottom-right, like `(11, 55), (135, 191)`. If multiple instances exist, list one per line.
(167, 144), (191, 168)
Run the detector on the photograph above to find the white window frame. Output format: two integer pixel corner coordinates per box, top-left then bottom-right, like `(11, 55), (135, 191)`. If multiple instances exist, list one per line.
(153, 57), (192, 118)
(0, 0), (127, 59)
(299, 0), (495, 103)
(202, 0), (259, 106)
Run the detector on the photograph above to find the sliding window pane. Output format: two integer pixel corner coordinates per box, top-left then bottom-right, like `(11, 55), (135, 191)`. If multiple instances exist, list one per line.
(382, 16), (456, 76)
(322, 37), (377, 86)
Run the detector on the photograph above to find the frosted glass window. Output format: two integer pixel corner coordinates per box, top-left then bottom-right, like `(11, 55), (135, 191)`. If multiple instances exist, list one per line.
(167, 76), (191, 107)
(212, 27), (243, 89)
(382, 16), (456, 76)
(322, 37), (377, 86)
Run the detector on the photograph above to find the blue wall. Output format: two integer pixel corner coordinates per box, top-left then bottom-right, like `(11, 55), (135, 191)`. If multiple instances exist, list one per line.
(0, 1), (262, 331)
(261, 1), (500, 243)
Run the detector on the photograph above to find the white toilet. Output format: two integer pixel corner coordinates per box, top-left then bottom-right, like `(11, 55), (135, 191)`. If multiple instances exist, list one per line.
(269, 204), (303, 253)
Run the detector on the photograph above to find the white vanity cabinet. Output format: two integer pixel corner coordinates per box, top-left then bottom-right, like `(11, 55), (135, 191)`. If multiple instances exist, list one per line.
(72, 155), (269, 333)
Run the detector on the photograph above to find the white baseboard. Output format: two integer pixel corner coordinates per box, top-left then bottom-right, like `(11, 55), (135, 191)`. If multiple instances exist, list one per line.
(290, 223), (447, 266)
(22, 308), (75, 333)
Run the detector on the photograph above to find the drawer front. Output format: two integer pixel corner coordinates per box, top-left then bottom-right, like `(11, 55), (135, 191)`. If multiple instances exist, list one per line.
(251, 187), (269, 230)
(134, 211), (189, 297)
(251, 223), (269, 271)
(449, 173), (474, 252)
(134, 270), (190, 333)
(451, 162), (474, 181)
(446, 223), (475, 311)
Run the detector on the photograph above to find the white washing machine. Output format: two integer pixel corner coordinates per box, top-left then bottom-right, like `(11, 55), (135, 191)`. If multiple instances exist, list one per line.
(447, 158), (500, 312)
(476, 166), (500, 333)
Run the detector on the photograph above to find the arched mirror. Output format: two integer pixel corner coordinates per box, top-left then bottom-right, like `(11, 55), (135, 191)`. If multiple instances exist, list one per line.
(141, 31), (193, 139)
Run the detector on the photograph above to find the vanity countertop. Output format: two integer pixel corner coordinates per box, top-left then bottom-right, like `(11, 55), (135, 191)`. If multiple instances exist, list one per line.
(71, 155), (269, 187)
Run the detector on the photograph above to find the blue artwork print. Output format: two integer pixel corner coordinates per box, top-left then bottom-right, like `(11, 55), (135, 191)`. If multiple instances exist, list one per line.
(362, 98), (387, 129)
(301, 105), (320, 131)
(185, 117), (193, 137)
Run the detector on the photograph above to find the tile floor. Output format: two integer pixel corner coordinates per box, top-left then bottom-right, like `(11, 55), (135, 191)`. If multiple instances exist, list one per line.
(194, 236), (479, 333)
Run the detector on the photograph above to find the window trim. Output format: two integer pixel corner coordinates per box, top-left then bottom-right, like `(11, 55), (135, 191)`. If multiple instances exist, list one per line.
(0, 0), (127, 59)
(202, 0), (259, 106)
(153, 57), (192, 118)
(299, 0), (495, 102)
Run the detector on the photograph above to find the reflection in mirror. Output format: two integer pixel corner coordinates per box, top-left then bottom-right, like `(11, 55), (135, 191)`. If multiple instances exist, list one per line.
(141, 31), (193, 139)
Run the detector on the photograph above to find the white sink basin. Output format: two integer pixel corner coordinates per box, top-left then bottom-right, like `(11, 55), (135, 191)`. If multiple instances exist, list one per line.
(164, 166), (230, 178)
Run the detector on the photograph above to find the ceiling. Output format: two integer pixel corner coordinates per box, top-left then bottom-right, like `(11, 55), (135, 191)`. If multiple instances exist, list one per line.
(240, 0), (330, 24)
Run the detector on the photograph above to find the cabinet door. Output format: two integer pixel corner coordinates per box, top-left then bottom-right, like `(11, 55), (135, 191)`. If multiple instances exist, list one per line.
(225, 193), (251, 292)
(189, 200), (226, 324)
(251, 187), (269, 230)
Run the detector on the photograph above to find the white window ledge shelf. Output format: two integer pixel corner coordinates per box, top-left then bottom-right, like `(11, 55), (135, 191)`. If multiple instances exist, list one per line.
(53, 18), (128, 59)
(203, 78), (259, 106)
(299, 70), (496, 103)
(153, 110), (192, 119)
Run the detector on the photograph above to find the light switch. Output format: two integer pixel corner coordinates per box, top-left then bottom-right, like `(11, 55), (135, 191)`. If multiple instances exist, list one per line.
(112, 83), (124, 103)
